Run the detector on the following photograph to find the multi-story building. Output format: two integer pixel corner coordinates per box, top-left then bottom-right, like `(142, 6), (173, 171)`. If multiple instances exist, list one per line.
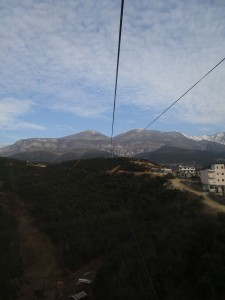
(179, 165), (196, 177)
(200, 164), (225, 193)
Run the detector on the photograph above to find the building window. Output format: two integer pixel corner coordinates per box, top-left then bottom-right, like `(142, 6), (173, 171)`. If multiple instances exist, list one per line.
(222, 179), (224, 182)
(217, 173), (219, 175)
(218, 179), (220, 182)
(222, 166), (224, 169)
(222, 173), (224, 175)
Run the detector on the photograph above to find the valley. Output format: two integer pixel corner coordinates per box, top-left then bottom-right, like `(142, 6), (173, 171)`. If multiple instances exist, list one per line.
(1, 157), (225, 299)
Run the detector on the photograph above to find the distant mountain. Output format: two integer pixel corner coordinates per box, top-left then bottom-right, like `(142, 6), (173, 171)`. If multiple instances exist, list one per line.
(1, 129), (225, 164)
(61, 130), (109, 141)
(0, 130), (111, 157)
(114, 130), (225, 155)
(136, 146), (225, 167)
(10, 149), (112, 163)
(183, 132), (225, 145)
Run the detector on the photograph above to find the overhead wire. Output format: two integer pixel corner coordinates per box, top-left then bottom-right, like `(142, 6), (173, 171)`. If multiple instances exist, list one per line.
(110, 1), (159, 299)
(142, 57), (225, 132)
(110, 0), (124, 157)
(126, 57), (225, 156)
(109, 55), (225, 298)
(110, 2), (225, 299)
(122, 57), (225, 296)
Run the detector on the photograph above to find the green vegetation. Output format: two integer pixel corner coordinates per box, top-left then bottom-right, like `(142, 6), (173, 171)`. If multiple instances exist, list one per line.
(1, 157), (225, 299)
(0, 207), (22, 299)
(208, 192), (225, 205)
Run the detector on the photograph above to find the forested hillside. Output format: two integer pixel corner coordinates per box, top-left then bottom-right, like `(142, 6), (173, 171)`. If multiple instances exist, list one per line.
(1, 157), (225, 299)
(0, 205), (22, 299)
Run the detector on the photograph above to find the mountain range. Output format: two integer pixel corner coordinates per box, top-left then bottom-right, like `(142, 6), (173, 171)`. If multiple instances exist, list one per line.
(1, 129), (225, 166)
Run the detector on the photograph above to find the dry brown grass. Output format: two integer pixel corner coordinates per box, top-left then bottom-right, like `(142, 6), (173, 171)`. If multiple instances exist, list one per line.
(168, 179), (225, 214)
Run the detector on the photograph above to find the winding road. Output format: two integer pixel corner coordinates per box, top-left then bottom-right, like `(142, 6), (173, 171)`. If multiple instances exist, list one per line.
(169, 178), (225, 213)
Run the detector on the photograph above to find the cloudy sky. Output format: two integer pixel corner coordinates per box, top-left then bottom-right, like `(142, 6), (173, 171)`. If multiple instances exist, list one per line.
(0, 0), (225, 146)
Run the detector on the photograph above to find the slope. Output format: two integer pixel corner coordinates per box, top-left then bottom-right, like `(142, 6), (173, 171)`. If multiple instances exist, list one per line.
(2, 157), (225, 299)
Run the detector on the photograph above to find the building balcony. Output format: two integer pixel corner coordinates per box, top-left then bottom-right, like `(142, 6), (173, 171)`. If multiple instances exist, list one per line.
(208, 180), (216, 185)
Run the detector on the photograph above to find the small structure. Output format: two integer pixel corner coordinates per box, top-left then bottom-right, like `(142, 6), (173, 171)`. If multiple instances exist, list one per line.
(200, 163), (225, 194)
(68, 291), (88, 300)
(152, 167), (173, 176)
(77, 279), (92, 285)
(160, 168), (173, 174)
(179, 165), (196, 178)
(75, 272), (92, 293)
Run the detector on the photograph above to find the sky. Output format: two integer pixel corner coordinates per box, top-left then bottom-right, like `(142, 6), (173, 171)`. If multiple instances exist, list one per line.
(1, 0), (225, 147)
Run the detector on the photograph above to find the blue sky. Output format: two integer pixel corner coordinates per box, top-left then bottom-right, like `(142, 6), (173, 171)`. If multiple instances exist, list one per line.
(1, 0), (225, 147)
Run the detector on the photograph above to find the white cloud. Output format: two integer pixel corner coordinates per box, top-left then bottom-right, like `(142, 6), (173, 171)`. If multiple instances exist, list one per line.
(0, 0), (225, 134)
(0, 98), (45, 130)
(116, 0), (225, 127)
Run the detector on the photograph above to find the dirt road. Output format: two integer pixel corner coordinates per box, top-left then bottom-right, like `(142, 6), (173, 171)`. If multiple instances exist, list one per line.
(169, 179), (225, 213)
(0, 192), (62, 299)
(0, 192), (103, 299)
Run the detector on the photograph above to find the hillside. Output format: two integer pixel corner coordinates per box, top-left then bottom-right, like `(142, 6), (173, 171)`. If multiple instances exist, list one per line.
(184, 132), (225, 145)
(136, 146), (225, 167)
(10, 149), (112, 163)
(1, 130), (225, 165)
(0, 200), (22, 299)
(1, 157), (225, 299)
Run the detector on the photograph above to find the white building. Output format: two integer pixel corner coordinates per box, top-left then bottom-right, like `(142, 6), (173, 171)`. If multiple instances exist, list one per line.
(160, 168), (173, 174)
(200, 164), (225, 193)
(179, 165), (196, 177)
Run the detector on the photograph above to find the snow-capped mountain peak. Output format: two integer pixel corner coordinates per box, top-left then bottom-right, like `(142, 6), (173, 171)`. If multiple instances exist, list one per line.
(183, 132), (225, 145)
